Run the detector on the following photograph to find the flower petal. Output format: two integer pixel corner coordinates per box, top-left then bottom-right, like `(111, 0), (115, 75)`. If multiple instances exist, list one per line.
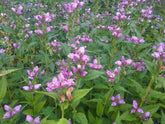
(26, 115), (33, 123)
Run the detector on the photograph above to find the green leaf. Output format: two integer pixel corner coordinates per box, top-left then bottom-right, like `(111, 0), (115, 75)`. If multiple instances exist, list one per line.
(149, 90), (165, 99)
(142, 105), (159, 115)
(35, 91), (59, 100)
(61, 43), (69, 56)
(2, 26), (14, 34)
(119, 104), (132, 111)
(161, 110), (165, 124)
(23, 109), (33, 116)
(41, 120), (57, 124)
(85, 70), (104, 80)
(115, 111), (122, 124)
(57, 118), (68, 124)
(156, 76), (165, 89)
(127, 79), (145, 97)
(88, 111), (95, 124)
(34, 100), (46, 114)
(72, 88), (92, 104)
(143, 59), (154, 74)
(94, 83), (109, 89)
(120, 111), (137, 121)
(0, 68), (20, 77)
(0, 77), (7, 100)
(118, 86), (132, 95)
(73, 112), (88, 124)
(96, 102), (104, 117)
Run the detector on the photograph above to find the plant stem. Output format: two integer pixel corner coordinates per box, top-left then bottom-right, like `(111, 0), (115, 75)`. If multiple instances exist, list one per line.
(61, 104), (64, 118)
(139, 75), (155, 108)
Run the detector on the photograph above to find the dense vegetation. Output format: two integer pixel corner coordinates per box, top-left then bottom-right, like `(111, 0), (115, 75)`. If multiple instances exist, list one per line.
(0, 0), (165, 123)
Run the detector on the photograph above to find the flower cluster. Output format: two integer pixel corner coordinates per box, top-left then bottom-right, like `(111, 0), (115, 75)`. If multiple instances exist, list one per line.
(13, 42), (20, 49)
(108, 25), (123, 38)
(46, 72), (75, 92)
(81, 34), (93, 42)
(139, 112), (150, 122)
(131, 100), (143, 114)
(106, 70), (116, 83)
(0, 49), (5, 54)
(34, 13), (54, 23)
(56, 60), (73, 78)
(115, 56), (132, 66)
(11, 4), (24, 15)
(3, 105), (22, 119)
(131, 100), (150, 122)
(68, 46), (90, 76)
(141, 6), (152, 19)
(100, 39), (109, 43)
(74, 35), (93, 44)
(27, 66), (39, 80)
(112, 11), (130, 21)
(64, 0), (85, 14)
(124, 35), (145, 44)
(47, 40), (61, 53)
(88, 56), (103, 70)
(152, 43), (165, 62)
(27, 66), (44, 80)
(22, 81), (41, 91)
(26, 115), (40, 124)
(31, 13), (56, 35)
(132, 58), (146, 71)
(111, 94), (125, 106)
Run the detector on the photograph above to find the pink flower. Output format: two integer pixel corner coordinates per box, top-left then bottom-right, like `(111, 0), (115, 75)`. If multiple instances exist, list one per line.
(3, 105), (22, 119)
(22, 81), (41, 91)
(63, 25), (69, 32)
(26, 115), (40, 124)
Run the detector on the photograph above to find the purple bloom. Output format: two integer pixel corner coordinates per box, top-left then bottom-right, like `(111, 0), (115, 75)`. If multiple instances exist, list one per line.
(22, 81), (41, 91)
(131, 100), (143, 114)
(13, 42), (20, 49)
(40, 70), (45, 76)
(26, 115), (40, 124)
(46, 72), (75, 92)
(3, 105), (22, 119)
(132, 58), (145, 71)
(67, 46), (89, 77)
(106, 70), (116, 83)
(0, 49), (5, 54)
(64, 2), (77, 14)
(68, 119), (72, 124)
(34, 29), (44, 35)
(44, 13), (52, 23)
(140, 112), (150, 122)
(27, 66), (39, 79)
(115, 56), (132, 66)
(108, 25), (123, 38)
(62, 25), (69, 32)
(111, 94), (125, 106)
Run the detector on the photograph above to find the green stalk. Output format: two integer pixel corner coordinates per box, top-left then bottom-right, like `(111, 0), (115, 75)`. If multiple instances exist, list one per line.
(139, 75), (155, 108)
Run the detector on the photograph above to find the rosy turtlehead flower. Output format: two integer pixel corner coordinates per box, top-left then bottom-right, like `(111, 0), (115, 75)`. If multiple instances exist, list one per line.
(27, 66), (39, 79)
(62, 25), (69, 32)
(106, 70), (115, 82)
(111, 94), (125, 106)
(131, 100), (143, 114)
(34, 29), (44, 35)
(64, 2), (77, 14)
(0, 49), (5, 54)
(26, 115), (40, 124)
(3, 105), (22, 119)
(139, 112), (150, 122)
(22, 81), (41, 91)
(115, 56), (132, 66)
